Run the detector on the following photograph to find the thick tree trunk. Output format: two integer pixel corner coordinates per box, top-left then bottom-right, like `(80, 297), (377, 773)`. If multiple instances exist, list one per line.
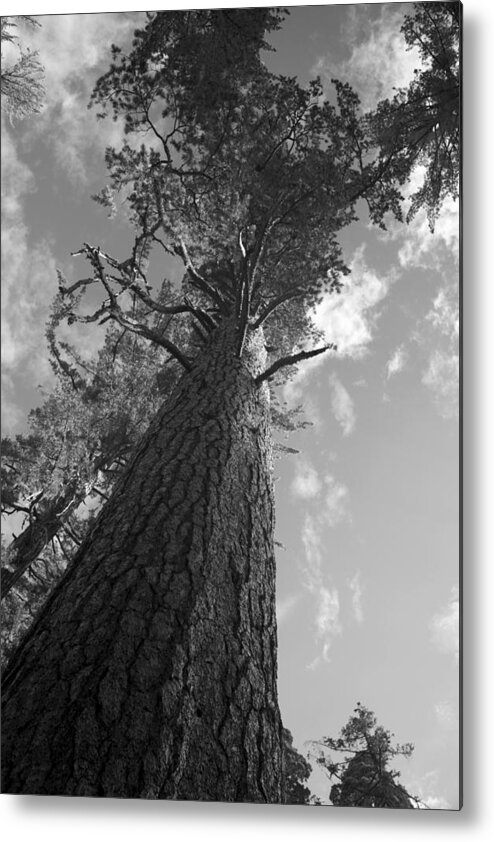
(2, 321), (283, 801)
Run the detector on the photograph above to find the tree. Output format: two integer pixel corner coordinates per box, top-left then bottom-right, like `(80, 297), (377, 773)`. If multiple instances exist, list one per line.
(1, 16), (45, 121)
(368, 2), (460, 229)
(282, 728), (313, 805)
(310, 703), (416, 808)
(1, 9), (458, 799)
(1, 297), (184, 600)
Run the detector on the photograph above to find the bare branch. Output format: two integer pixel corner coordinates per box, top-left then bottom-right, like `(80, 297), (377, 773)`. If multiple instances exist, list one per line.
(255, 344), (336, 385)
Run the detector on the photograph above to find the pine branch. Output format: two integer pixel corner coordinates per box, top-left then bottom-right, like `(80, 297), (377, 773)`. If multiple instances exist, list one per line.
(255, 344), (336, 385)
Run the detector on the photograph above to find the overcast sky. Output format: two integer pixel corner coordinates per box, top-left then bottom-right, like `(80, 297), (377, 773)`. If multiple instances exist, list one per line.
(1, 2), (459, 810)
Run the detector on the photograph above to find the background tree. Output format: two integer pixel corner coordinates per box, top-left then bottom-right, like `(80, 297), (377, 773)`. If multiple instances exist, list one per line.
(1, 288), (185, 600)
(310, 703), (417, 808)
(1, 15), (45, 121)
(368, 1), (460, 229)
(1, 8), (459, 800)
(282, 728), (313, 805)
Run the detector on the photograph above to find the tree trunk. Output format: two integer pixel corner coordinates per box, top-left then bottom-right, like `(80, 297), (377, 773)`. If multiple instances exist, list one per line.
(2, 321), (283, 801)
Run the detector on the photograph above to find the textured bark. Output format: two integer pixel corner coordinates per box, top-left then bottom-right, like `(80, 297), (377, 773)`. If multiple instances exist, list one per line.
(2, 321), (283, 801)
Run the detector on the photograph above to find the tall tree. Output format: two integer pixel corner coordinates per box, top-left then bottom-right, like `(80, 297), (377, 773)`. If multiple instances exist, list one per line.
(1, 8), (457, 799)
(311, 703), (416, 808)
(1, 16), (45, 121)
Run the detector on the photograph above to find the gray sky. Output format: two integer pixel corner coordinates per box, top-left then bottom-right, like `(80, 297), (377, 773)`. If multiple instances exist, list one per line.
(1, 2), (459, 810)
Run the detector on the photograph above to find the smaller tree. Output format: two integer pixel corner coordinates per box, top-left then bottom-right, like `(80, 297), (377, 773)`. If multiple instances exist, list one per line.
(282, 728), (314, 805)
(310, 703), (416, 808)
(1, 16), (45, 121)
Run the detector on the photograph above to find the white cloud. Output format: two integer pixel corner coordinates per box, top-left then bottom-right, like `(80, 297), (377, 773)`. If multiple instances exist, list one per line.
(434, 700), (459, 732)
(422, 350), (459, 420)
(397, 199), (460, 271)
(21, 13), (143, 186)
(1, 120), (58, 430)
(312, 246), (394, 360)
(328, 373), (355, 436)
(276, 594), (300, 627)
(347, 570), (363, 624)
(385, 344), (408, 380)
(430, 586), (459, 664)
(314, 4), (420, 110)
(322, 474), (351, 527)
(302, 514), (342, 663)
(418, 282), (459, 420)
(291, 457), (322, 499)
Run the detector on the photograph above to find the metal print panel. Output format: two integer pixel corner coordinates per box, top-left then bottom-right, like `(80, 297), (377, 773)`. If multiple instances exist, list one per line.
(1, 3), (461, 809)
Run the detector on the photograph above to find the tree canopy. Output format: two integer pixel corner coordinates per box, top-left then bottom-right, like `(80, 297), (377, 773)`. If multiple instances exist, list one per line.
(310, 703), (417, 808)
(1, 16), (45, 121)
(369, 2), (460, 229)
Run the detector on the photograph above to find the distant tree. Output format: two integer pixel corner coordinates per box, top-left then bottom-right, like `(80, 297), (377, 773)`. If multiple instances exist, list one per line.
(311, 703), (417, 808)
(1, 15), (45, 120)
(282, 728), (314, 805)
(369, 2), (460, 229)
(1, 295), (184, 601)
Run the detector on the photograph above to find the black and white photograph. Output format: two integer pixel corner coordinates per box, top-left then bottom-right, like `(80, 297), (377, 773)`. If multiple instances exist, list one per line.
(1, 0), (462, 819)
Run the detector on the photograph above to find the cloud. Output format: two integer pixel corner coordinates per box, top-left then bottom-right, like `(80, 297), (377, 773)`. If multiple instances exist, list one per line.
(276, 594), (300, 627)
(312, 246), (394, 360)
(418, 282), (459, 420)
(378, 195), (459, 418)
(21, 13), (144, 186)
(434, 700), (458, 732)
(291, 457), (322, 499)
(385, 344), (408, 380)
(397, 198), (460, 271)
(314, 4), (420, 110)
(322, 474), (351, 527)
(328, 373), (355, 435)
(1, 119), (58, 430)
(347, 570), (363, 624)
(430, 586), (459, 664)
(302, 514), (342, 663)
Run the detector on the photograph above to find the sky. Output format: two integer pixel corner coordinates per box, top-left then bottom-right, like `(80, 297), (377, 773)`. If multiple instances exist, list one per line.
(1, 2), (460, 811)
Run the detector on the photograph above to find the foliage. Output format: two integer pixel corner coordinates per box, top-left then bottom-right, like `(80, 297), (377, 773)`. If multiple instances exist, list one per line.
(282, 728), (314, 805)
(369, 2), (460, 229)
(311, 703), (417, 808)
(1, 16), (45, 121)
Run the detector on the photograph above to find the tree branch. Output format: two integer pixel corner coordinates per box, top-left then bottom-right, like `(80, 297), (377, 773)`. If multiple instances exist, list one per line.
(255, 344), (336, 385)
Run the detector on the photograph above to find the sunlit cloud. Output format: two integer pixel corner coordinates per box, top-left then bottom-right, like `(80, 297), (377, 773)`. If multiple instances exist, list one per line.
(291, 457), (322, 499)
(434, 700), (459, 732)
(417, 281), (459, 420)
(385, 344), (408, 380)
(409, 770), (451, 810)
(314, 4), (420, 110)
(430, 586), (459, 664)
(1, 119), (57, 430)
(347, 570), (363, 624)
(20, 13), (144, 186)
(322, 474), (351, 527)
(312, 246), (394, 360)
(276, 593), (300, 627)
(302, 514), (342, 664)
(328, 373), (356, 435)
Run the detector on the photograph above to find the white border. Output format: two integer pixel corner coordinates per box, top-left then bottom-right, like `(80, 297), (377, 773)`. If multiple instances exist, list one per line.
(2, 1), (493, 838)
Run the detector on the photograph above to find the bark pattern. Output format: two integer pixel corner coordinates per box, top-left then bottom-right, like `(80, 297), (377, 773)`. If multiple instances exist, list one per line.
(2, 322), (283, 801)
